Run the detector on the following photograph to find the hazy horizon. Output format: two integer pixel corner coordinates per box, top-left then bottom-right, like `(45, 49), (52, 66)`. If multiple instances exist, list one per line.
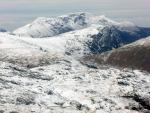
(0, 0), (150, 31)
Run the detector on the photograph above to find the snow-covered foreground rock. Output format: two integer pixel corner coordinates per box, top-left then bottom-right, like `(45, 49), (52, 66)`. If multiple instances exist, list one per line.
(0, 58), (150, 113)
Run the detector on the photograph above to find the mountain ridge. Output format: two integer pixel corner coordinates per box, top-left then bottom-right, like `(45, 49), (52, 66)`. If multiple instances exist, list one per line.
(13, 13), (123, 38)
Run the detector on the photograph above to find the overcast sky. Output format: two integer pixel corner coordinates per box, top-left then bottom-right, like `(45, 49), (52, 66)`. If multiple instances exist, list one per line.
(0, 0), (150, 31)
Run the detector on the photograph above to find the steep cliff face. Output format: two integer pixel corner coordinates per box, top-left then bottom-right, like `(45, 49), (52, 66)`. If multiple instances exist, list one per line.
(88, 23), (150, 53)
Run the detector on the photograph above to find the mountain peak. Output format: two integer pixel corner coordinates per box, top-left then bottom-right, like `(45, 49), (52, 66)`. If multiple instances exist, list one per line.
(13, 13), (121, 38)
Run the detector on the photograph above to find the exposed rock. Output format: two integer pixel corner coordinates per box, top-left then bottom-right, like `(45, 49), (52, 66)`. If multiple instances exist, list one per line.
(16, 94), (35, 105)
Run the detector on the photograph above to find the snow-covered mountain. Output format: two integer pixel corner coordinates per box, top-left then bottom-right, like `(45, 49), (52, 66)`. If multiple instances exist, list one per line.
(0, 13), (150, 113)
(13, 13), (96, 37)
(13, 13), (150, 54)
(1, 15), (150, 65)
(13, 12), (126, 38)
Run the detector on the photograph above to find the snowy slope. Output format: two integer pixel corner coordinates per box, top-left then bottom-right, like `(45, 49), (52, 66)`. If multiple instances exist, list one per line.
(15, 26), (100, 57)
(0, 33), (64, 67)
(1, 26), (101, 68)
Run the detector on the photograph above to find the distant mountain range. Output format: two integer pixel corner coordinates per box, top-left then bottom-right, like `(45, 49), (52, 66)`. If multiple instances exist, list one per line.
(13, 12), (150, 55)
(14, 13), (94, 37)
(13, 12), (150, 40)
(0, 13), (150, 68)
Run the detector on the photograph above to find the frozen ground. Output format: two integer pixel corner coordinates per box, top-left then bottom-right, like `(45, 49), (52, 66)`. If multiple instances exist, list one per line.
(0, 58), (150, 113)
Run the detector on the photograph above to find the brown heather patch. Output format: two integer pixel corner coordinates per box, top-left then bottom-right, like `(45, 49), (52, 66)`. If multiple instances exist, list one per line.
(82, 41), (150, 72)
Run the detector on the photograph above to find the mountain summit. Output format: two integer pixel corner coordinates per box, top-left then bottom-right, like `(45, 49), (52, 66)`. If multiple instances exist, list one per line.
(13, 13), (119, 38)
(13, 13), (93, 37)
